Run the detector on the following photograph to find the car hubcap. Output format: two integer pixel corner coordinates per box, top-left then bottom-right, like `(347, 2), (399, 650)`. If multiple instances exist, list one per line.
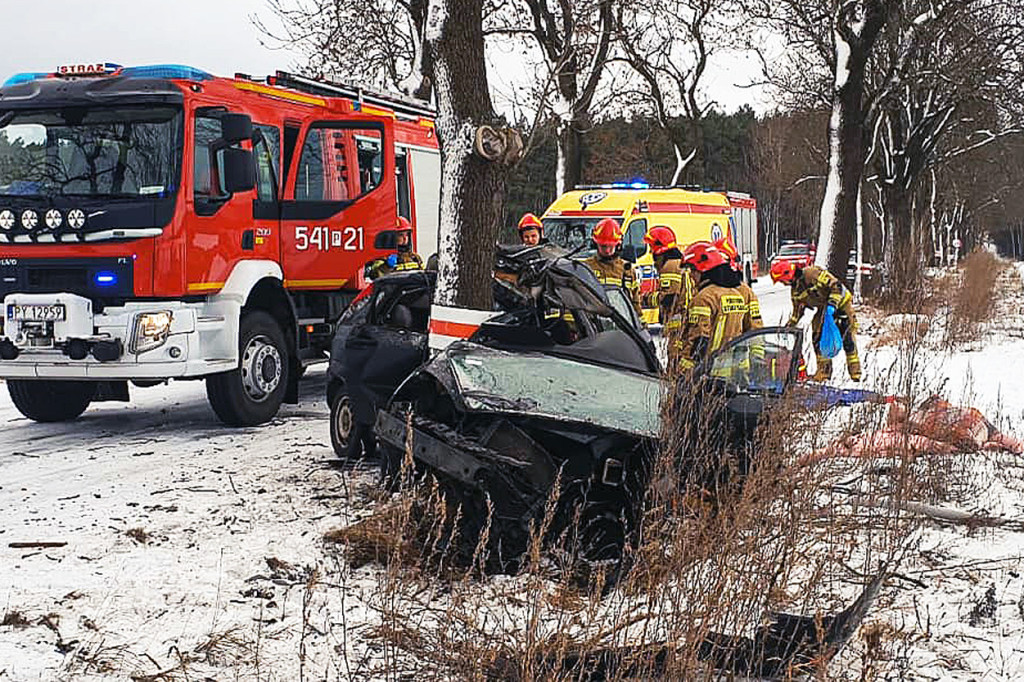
(335, 396), (354, 446)
(241, 334), (282, 402)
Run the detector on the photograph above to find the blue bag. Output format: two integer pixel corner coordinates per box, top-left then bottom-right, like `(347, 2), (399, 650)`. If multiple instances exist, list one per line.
(819, 304), (843, 358)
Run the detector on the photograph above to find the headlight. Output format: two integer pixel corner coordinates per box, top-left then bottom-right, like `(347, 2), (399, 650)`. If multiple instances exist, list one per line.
(21, 209), (38, 231)
(131, 311), (173, 353)
(67, 209), (86, 230)
(45, 209), (63, 230)
(0, 210), (14, 230)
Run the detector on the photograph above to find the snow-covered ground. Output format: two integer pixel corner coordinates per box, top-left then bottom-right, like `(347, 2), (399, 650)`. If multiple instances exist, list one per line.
(0, 266), (1022, 680)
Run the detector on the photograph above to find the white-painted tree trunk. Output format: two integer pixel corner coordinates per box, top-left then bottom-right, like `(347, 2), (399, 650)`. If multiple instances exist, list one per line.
(426, 0), (506, 312)
(855, 183), (863, 299)
(816, 95), (844, 270)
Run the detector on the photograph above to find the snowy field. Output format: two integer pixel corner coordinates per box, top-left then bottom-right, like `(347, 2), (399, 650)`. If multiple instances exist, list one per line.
(1, 268), (1023, 680)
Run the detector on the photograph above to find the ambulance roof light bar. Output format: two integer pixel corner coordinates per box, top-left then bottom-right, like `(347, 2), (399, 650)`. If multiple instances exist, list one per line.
(270, 71), (436, 119)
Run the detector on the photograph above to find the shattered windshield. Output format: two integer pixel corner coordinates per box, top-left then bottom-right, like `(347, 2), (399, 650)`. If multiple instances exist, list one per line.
(0, 106), (182, 198)
(447, 346), (661, 437)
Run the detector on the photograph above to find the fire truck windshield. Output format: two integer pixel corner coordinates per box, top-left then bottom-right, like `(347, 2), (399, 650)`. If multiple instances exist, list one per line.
(0, 106), (182, 198)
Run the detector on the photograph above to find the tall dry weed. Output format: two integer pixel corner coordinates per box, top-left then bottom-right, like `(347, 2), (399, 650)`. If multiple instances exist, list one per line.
(945, 250), (1003, 346)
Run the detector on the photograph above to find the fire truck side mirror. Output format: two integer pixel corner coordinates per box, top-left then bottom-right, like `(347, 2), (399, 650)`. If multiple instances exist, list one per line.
(374, 230), (397, 250)
(221, 113), (254, 144)
(222, 148), (256, 194)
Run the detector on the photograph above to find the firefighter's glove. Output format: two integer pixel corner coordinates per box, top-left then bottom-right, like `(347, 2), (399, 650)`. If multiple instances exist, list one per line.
(386, 254), (399, 268)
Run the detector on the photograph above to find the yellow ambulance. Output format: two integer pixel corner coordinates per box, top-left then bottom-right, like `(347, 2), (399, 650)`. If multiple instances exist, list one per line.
(541, 186), (736, 324)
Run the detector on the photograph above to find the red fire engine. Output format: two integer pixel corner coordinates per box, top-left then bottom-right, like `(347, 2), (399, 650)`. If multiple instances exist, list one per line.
(0, 64), (440, 425)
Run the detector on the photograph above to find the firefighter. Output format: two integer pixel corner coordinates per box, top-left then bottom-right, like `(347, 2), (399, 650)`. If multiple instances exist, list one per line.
(770, 260), (861, 382)
(518, 213), (546, 246)
(583, 218), (642, 316)
(676, 242), (760, 373)
(644, 226), (694, 364)
(366, 217), (424, 278)
(714, 238), (762, 330)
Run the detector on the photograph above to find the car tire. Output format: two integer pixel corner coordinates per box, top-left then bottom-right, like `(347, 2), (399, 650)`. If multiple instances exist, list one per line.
(8, 379), (96, 423)
(329, 385), (369, 462)
(206, 310), (290, 427)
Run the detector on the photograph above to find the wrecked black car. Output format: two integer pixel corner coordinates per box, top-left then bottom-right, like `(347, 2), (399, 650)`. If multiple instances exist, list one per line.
(325, 243), (803, 568)
(326, 243), (658, 462)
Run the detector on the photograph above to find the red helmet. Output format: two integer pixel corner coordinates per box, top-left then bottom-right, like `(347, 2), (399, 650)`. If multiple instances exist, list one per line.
(518, 213), (542, 232)
(770, 260), (798, 284)
(682, 242), (729, 272)
(713, 238), (741, 271)
(396, 216), (413, 232)
(643, 226), (677, 256)
(592, 218), (623, 246)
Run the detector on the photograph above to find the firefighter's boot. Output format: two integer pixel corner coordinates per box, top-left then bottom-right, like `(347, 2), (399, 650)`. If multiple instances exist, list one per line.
(846, 351), (862, 382)
(813, 355), (833, 382)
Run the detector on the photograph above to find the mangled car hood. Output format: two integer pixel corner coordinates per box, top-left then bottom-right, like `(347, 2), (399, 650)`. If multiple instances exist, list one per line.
(426, 342), (661, 438)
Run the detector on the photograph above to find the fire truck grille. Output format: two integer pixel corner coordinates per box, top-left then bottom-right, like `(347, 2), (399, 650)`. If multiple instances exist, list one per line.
(1, 258), (135, 299)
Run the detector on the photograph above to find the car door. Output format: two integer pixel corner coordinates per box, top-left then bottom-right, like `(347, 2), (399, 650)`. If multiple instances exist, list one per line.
(342, 276), (432, 424)
(685, 327), (804, 474)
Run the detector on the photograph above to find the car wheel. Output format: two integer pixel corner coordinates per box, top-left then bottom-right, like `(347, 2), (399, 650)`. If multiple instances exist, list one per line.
(206, 310), (290, 427)
(329, 386), (369, 462)
(8, 380), (95, 422)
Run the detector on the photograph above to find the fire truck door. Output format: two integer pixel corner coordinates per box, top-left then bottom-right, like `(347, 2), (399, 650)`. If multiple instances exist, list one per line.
(280, 121), (397, 291)
(251, 123), (282, 261)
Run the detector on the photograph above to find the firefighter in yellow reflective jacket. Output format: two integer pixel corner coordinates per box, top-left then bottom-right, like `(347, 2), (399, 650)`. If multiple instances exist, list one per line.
(713, 238), (762, 331)
(644, 226), (694, 366)
(677, 242), (761, 373)
(582, 218), (642, 316)
(770, 261), (861, 382)
(366, 216), (424, 279)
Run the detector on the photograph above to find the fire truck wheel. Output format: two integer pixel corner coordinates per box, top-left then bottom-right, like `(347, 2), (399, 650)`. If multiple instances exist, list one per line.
(8, 379), (96, 423)
(206, 311), (290, 426)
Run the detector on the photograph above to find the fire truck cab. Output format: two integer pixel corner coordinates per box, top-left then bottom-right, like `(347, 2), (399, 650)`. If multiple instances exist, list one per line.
(0, 64), (440, 425)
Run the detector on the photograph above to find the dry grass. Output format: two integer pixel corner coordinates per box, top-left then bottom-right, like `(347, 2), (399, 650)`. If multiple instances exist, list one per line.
(123, 527), (150, 545)
(945, 250), (1004, 346)
(1, 609), (32, 628)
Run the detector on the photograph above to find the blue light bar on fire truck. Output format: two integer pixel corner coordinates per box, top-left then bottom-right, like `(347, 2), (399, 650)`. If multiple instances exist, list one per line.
(2, 63), (214, 88)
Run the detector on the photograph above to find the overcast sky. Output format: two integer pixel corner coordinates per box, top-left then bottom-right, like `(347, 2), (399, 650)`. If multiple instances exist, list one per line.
(2, 0), (771, 114)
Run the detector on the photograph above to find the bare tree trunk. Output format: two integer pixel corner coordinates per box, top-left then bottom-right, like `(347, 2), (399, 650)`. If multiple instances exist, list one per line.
(816, 1), (889, 276)
(556, 119), (583, 195)
(428, 0), (506, 310)
(881, 185), (919, 298)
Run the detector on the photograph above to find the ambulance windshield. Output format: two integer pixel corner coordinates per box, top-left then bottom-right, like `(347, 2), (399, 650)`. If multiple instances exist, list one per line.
(0, 105), (183, 198)
(542, 217), (621, 257)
